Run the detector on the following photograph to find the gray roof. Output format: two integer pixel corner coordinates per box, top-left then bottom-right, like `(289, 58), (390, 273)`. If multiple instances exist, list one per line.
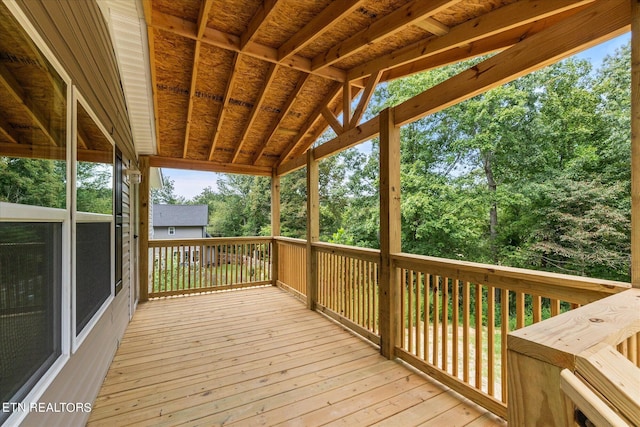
(153, 204), (208, 227)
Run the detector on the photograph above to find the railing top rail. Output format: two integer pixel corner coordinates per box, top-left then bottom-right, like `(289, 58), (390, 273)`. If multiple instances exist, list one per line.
(392, 252), (629, 304)
(149, 236), (273, 247)
(508, 288), (640, 369)
(274, 236), (307, 246)
(312, 241), (380, 262)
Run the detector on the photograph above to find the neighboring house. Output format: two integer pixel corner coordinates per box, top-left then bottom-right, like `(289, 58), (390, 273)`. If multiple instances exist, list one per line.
(152, 204), (208, 239)
(152, 204), (210, 265)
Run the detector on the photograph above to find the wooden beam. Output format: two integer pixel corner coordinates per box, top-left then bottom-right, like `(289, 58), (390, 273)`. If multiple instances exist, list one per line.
(314, 115), (379, 161)
(348, 0), (594, 81)
(276, 82), (341, 166)
(276, 153), (306, 176)
(277, 0), (364, 61)
(0, 115), (20, 144)
(296, 86), (364, 157)
(343, 81), (352, 128)
(138, 155), (150, 302)
(632, 0), (640, 289)
(208, 53), (240, 161)
(183, 0), (214, 158)
(240, 0), (278, 50)
(232, 63), (278, 163)
(252, 73), (310, 165)
(311, 0), (457, 71)
(0, 142), (112, 163)
(149, 155), (272, 176)
(379, 107), (401, 359)
(350, 70), (382, 128)
(271, 172), (281, 236)
(0, 63), (62, 147)
(380, 12), (573, 83)
(151, 10), (349, 84)
(306, 149), (319, 310)
(321, 107), (343, 135)
(271, 172), (281, 287)
(415, 17), (449, 36)
(393, 0), (630, 127)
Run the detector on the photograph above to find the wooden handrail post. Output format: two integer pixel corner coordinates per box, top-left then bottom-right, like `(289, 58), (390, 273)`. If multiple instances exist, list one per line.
(138, 156), (150, 302)
(271, 171), (281, 287)
(632, 0), (640, 288)
(306, 150), (319, 310)
(379, 107), (402, 359)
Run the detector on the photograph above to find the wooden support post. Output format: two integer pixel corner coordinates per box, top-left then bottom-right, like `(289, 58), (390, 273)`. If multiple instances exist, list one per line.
(271, 172), (280, 287)
(343, 81), (352, 129)
(138, 156), (150, 302)
(379, 107), (402, 359)
(306, 150), (319, 310)
(632, 0), (640, 288)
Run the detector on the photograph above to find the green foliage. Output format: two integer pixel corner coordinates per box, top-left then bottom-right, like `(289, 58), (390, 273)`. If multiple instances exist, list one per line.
(0, 157), (66, 208)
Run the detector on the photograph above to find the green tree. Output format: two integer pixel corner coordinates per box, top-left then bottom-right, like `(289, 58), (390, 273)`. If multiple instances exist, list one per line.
(151, 177), (185, 205)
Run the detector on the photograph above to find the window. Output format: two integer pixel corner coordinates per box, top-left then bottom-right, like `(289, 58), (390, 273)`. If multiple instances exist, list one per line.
(75, 101), (115, 335)
(168, 226), (175, 236)
(0, 3), (67, 421)
(0, 223), (62, 419)
(75, 222), (110, 333)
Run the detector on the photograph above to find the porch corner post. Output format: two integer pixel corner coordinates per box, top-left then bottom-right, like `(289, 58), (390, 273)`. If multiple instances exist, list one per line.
(271, 171), (281, 287)
(306, 149), (320, 310)
(379, 107), (402, 359)
(139, 156), (150, 302)
(632, 0), (640, 288)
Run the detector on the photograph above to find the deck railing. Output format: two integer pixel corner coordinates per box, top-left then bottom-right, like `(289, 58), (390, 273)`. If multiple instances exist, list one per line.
(145, 236), (632, 421)
(508, 288), (639, 426)
(275, 237), (307, 299)
(391, 253), (629, 419)
(314, 242), (380, 343)
(148, 237), (272, 298)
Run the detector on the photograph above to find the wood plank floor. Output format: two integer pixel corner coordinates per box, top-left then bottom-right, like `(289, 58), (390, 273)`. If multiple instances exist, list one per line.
(88, 286), (507, 426)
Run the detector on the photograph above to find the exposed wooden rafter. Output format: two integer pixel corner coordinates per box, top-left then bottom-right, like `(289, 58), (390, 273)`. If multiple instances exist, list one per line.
(393, 0), (630, 127)
(321, 107), (343, 135)
(208, 53), (240, 161)
(277, 82), (342, 166)
(151, 10), (349, 84)
(241, 0), (279, 50)
(0, 63), (61, 147)
(347, 0), (595, 81)
(311, 0), (459, 71)
(380, 10), (579, 83)
(277, 0), (365, 61)
(141, 0), (628, 175)
(350, 70), (382, 128)
(183, 0), (214, 158)
(0, 114), (19, 144)
(415, 17), (449, 36)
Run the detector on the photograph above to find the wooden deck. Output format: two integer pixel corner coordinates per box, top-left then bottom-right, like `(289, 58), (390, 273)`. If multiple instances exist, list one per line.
(88, 286), (507, 426)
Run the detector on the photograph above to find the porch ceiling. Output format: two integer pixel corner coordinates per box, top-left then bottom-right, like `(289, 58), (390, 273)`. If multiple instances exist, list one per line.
(141, 0), (620, 176)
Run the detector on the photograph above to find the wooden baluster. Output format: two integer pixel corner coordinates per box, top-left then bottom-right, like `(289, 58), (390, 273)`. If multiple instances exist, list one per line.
(487, 286), (495, 396)
(463, 281), (470, 383)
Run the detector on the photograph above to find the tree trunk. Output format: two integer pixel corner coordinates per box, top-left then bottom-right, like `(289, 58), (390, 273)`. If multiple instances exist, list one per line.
(483, 152), (501, 304)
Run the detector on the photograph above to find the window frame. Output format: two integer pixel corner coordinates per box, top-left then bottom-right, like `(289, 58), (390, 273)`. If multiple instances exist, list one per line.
(0, 2), (73, 425)
(71, 92), (116, 351)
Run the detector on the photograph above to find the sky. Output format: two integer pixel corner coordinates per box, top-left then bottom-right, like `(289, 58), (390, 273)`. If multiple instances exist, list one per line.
(163, 33), (632, 200)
